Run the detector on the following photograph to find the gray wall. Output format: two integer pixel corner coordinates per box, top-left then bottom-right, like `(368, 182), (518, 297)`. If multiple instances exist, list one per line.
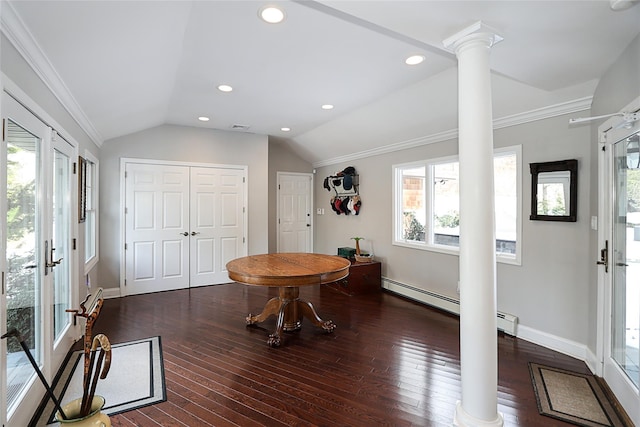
(1, 34), (100, 297)
(267, 138), (313, 253)
(587, 33), (640, 351)
(99, 124), (269, 290)
(313, 112), (592, 345)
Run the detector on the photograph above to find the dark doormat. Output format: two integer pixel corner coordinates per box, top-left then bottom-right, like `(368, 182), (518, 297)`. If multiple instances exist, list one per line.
(528, 362), (626, 427)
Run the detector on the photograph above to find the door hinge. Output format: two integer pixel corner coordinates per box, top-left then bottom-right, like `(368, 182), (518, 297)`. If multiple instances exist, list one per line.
(124, 243), (128, 250)
(243, 237), (245, 243)
(243, 207), (245, 213)
(2, 118), (5, 141)
(124, 171), (128, 178)
(72, 238), (77, 250)
(73, 162), (77, 174)
(124, 207), (128, 214)
(278, 184), (280, 190)
(243, 177), (245, 183)
(2, 271), (5, 295)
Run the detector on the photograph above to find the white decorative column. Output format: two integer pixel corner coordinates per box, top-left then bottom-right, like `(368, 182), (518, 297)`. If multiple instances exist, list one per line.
(443, 22), (504, 427)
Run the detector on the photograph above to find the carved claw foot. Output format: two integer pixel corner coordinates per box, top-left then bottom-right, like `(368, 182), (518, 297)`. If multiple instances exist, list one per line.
(267, 334), (281, 347)
(321, 320), (336, 333)
(246, 314), (256, 325)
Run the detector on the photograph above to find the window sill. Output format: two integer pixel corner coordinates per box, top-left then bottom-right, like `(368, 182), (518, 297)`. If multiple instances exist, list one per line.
(393, 240), (521, 266)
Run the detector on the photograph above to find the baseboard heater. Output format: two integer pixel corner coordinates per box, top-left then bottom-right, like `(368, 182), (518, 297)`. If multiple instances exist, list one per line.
(382, 277), (518, 336)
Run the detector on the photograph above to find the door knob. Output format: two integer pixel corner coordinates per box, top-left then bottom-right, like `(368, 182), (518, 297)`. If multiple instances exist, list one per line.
(191, 231), (200, 236)
(181, 232), (189, 236)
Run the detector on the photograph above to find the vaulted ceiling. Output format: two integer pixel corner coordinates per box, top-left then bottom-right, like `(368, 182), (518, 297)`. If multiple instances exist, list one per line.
(4, 1), (640, 165)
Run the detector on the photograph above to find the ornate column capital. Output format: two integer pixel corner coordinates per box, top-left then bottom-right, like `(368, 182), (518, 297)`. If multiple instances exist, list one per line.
(443, 21), (503, 54)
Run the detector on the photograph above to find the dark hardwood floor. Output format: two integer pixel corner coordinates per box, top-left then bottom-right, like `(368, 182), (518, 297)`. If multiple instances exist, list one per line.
(89, 283), (593, 426)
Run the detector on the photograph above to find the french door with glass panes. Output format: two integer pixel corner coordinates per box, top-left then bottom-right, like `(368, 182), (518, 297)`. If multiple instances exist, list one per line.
(1, 92), (77, 426)
(599, 108), (640, 426)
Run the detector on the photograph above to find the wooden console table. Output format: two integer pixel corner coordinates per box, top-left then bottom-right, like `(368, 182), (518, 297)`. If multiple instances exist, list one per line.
(326, 260), (381, 296)
(226, 253), (350, 347)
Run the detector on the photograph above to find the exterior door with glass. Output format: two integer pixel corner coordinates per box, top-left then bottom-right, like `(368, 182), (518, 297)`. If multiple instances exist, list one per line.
(2, 93), (76, 426)
(49, 131), (75, 374)
(600, 114), (640, 426)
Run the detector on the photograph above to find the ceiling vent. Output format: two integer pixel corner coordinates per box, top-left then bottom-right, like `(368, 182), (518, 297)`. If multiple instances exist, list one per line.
(230, 124), (250, 131)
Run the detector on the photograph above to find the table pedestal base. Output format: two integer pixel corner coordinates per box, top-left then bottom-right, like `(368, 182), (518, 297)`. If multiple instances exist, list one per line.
(246, 287), (336, 347)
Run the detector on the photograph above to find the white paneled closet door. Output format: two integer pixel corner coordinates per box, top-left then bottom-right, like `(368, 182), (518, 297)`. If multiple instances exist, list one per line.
(125, 163), (191, 295)
(124, 162), (245, 296)
(189, 167), (245, 287)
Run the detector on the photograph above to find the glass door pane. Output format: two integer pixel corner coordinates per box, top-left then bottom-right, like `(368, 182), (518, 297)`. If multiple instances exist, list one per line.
(5, 119), (42, 411)
(612, 130), (640, 388)
(52, 147), (71, 341)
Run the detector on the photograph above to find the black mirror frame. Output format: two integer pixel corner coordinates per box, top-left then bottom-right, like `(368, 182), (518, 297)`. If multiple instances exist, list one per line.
(529, 159), (578, 222)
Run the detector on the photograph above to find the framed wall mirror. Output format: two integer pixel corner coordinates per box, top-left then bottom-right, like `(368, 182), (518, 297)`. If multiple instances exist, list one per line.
(530, 159), (577, 222)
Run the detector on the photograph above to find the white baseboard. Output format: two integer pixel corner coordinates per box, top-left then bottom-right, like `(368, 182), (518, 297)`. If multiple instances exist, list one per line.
(517, 325), (598, 373)
(100, 287), (121, 299)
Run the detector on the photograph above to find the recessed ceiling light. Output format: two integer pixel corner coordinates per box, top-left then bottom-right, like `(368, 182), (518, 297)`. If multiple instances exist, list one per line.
(609, 0), (639, 10)
(281, 127), (291, 132)
(321, 104), (334, 110)
(405, 55), (425, 65)
(198, 116), (210, 122)
(259, 6), (285, 24)
(217, 84), (233, 92)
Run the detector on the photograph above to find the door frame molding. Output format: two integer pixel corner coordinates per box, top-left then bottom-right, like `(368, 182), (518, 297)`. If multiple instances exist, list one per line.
(596, 95), (640, 424)
(119, 158), (248, 296)
(276, 171), (314, 253)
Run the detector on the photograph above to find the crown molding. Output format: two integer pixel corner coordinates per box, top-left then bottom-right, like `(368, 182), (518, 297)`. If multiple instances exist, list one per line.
(312, 96), (593, 168)
(492, 96), (593, 130)
(1, 2), (103, 147)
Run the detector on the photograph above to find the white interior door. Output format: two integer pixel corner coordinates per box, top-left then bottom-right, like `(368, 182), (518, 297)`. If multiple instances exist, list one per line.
(599, 113), (640, 426)
(125, 163), (190, 295)
(2, 93), (77, 426)
(277, 172), (313, 253)
(190, 167), (245, 287)
(124, 162), (246, 295)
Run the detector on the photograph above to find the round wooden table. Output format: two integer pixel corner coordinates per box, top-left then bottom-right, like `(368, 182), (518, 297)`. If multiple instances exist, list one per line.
(226, 253), (350, 347)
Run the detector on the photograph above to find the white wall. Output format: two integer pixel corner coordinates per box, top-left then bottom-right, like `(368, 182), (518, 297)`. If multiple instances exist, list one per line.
(314, 112), (592, 350)
(99, 124), (269, 290)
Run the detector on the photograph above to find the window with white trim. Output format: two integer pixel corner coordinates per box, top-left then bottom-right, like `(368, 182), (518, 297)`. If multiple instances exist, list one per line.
(393, 145), (521, 264)
(83, 152), (98, 271)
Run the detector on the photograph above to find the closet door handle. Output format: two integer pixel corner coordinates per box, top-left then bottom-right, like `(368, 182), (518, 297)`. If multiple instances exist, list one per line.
(191, 231), (200, 236)
(180, 232), (189, 237)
